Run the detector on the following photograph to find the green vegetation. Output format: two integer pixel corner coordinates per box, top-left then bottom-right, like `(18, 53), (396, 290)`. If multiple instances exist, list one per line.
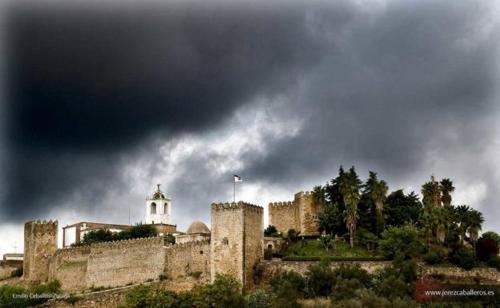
(125, 274), (244, 308)
(9, 268), (22, 278)
(283, 238), (379, 259)
(74, 223), (158, 246)
(0, 280), (61, 308)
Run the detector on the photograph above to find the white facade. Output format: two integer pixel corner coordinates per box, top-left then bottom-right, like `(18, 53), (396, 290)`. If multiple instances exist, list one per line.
(145, 184), (171, 224)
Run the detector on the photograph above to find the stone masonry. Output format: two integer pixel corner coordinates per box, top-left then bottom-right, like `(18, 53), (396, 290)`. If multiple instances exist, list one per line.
(210, 202), (263, 289)
(23, 220), (58, 284)
(269, 191), (323, 236)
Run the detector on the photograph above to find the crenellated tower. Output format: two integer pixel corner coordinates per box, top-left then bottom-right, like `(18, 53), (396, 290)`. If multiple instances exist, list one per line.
(210, 201), (263, 289)
(23, 220), (58, 283)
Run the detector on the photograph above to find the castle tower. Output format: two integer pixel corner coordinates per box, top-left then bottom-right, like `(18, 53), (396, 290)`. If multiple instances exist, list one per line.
(296, 191), (323, 236)
(145, 184), (171, 224)
(211, 202), (263, 289)
(23, 220), (58, 283)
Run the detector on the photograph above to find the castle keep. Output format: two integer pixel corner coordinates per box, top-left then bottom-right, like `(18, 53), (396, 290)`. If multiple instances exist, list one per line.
(269, 191), (323, 236)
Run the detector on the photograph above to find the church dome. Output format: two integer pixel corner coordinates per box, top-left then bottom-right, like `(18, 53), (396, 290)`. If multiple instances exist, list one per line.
(186, 221), (210, 234)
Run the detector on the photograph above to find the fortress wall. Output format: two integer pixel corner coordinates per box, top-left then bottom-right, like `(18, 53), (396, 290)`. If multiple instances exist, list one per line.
(86, 237), (165, 288)
(268, 201), (297, 234)
(49, 246), (91, 290)
(165, 240), (211, 281)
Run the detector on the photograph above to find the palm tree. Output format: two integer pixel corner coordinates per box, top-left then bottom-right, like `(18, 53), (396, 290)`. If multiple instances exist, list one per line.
(421, 178), (441, 208)
(440, 178), (455, 207)
(432, 207), (449, 243)
(339, 166), (361, 248)
(363, 171), (388, 235)
(420, 209), (434, 247)
(467, 209), (484, 246)
(455, 205), (472, 245)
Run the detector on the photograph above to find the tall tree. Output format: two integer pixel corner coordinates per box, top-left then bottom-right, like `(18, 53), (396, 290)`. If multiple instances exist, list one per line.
(421, 177), (441, 208)
(339, 166), (362, 247)
(467, 209), (484, 246)
(385, 190), (422, 227)
(439, 178), (455, 207)
(363, 171), (388, 236)
(455, 205), (472, 245)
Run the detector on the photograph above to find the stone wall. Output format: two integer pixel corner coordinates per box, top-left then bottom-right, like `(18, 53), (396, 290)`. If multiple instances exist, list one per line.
(165, 240), (211, 281)
(268, 201), (297, 234)
(49, 246), (91, 290)
(86, 237), (165, 288)
(23, 220), (58, 283)
(211, 202), (264, 289)
(258, 260), (391, 283)
(420, 266), (500, 284)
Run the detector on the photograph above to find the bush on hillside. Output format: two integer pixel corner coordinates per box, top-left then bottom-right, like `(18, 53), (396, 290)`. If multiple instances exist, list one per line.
(378, 225), (423, 259)
(304, 261), (335, 297)
(475, 238), (499, 262)
(451, 248), (476, 270)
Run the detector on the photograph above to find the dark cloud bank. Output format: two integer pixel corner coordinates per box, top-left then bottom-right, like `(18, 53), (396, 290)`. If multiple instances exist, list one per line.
(1, 0), (499, 230)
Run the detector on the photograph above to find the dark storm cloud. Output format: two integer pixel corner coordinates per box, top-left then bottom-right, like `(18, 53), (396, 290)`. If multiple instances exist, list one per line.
(1, 0), (339, 220)
(1, 0), (499, 229)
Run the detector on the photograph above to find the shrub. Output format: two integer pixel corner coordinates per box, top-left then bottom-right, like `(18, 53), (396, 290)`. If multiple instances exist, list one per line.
(193, 274), (244, 307)
(475, 238), (499, 262)
(481, 231), (500, 246)
(423, 247), (447, 265)
(10, 268), (23, 278)
(264, 225), (280, 237)
(304, 261), (335, 297)
(245, 288), (275, 308)
(378, 225), (423, 259)
(332, 264), (372, 287)
(269, 271), (305, 308)
(487, 255), (500, 270)
(287, 229), (300, 242)
(0, 280), (62, 308)
(330, 278), (364, 301)
(451, 248), (476, 270)
(334, 289), (418, 308)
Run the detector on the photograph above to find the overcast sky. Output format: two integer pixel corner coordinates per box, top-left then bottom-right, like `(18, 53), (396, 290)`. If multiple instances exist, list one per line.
(0, 0), (499, 255)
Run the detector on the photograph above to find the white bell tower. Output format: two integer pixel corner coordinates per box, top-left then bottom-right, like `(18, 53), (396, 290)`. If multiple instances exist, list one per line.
(145, 184), (171, 224)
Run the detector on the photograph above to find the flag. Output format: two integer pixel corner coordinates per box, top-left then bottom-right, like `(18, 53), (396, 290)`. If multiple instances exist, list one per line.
(234, 175), (243, 182)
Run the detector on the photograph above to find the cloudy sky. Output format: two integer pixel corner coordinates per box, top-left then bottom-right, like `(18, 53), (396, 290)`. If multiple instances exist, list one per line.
(0, 0), (499, 255)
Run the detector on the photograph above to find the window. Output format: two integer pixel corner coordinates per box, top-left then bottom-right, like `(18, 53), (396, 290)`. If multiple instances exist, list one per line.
(200, 250), (203, 255)
(222, 237), (229, 245)
(164, 203), (168, 214)
(151, 202), (157, 214)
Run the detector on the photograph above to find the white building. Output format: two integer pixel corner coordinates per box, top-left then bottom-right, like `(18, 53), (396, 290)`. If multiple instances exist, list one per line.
(145, 184), (171, 225)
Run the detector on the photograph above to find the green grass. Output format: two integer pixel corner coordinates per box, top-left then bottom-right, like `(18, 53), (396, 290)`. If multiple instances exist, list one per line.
(282, 239), (380, 259)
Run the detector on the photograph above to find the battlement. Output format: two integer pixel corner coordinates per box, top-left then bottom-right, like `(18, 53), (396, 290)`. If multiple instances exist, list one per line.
(269, 201), (295, 208)
(25, 220), (58, 234)
(294, 191), (312, 198)
(90, 236), (163, 249)
(55, 245), (91, 257)
(211, 201), (263, 212)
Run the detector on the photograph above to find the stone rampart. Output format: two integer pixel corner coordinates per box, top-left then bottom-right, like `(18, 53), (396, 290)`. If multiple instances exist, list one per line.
(49, 246), (91, 290)
(268, 201), (298, 234)
(86, 236), (165, 288)
(23, 220), (58, 283)
(165, 240), (211, 281)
